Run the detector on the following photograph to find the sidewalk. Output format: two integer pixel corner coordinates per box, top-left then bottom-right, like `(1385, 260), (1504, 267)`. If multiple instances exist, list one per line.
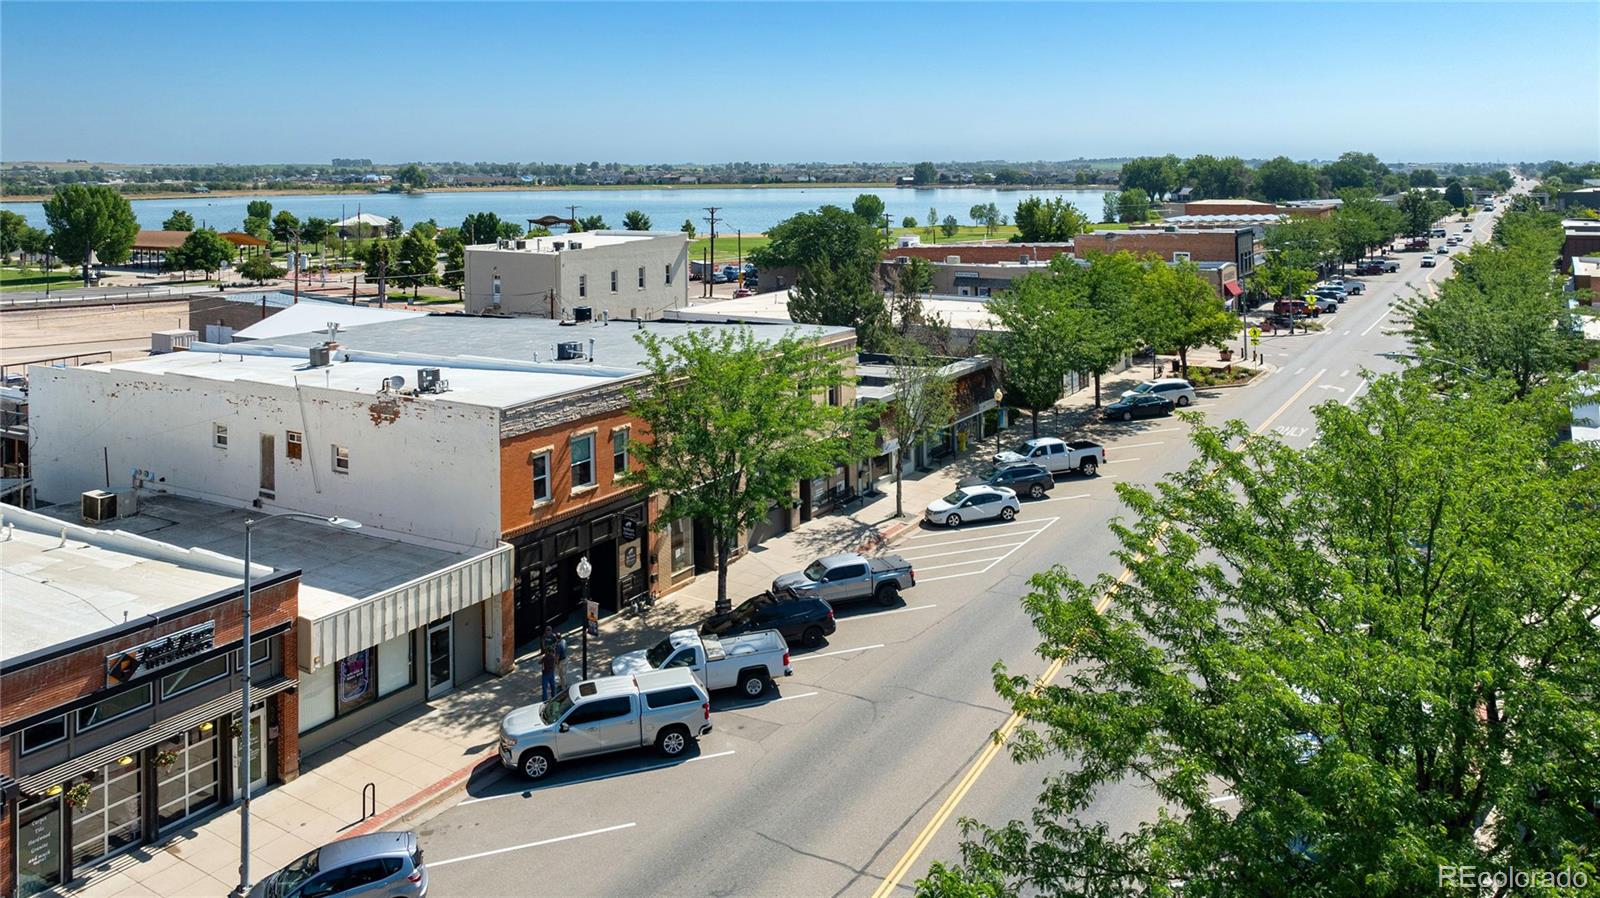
(51, 356), (1257, 898)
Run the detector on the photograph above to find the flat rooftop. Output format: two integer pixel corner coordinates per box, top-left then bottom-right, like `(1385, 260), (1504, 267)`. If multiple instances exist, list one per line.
(464, 230), (684, 254)
(51, 316), (852, 409)
(24, 494), (483, 632)
(667, 292), (1000, 333)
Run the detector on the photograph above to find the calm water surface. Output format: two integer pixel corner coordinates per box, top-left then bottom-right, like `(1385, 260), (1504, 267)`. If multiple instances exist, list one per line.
(6, 186), (1110, 234)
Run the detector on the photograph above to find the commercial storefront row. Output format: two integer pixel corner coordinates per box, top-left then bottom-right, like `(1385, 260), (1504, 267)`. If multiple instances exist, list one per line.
(1, 574), (301, 898)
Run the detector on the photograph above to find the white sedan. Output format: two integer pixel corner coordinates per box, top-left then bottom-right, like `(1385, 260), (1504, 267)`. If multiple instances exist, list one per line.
(925, 485), (1021, 528)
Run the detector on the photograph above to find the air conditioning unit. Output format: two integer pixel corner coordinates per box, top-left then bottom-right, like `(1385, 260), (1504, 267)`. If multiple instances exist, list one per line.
(416, 367), (446, 393)
(308, 345), (331, 367)
(515, 240), (526, 249)
(82, 489), (116, 524)
(567, 241), (583, 250)
(556, 341), (585, 360)
(1019, 254), (1031, 264)
(552, 241), (565, 251)
(151, 329), (197, 354)
(896, 256), (911, 264)
(945, 255), (960, 264)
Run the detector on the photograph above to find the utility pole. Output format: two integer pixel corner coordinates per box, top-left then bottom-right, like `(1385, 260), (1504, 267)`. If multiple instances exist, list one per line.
(703, 206), (721, 298)
(291, 230), (301, 305)
(567, 205), (581, 231)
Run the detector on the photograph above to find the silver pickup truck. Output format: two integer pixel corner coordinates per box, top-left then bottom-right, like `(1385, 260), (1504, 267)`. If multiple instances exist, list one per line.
(499, 669), (711, 780)
(773, 552), (916, 607)
(611, 628), (792, 697)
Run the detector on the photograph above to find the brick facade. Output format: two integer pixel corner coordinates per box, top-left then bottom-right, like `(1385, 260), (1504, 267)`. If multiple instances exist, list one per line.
(499, 407), (648, 541)
(882, 243), (1073, 264)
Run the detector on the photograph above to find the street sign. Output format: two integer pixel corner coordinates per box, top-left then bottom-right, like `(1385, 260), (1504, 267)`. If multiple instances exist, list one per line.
(585, 600), (599, 636)
(1248, 326), (1262, 346)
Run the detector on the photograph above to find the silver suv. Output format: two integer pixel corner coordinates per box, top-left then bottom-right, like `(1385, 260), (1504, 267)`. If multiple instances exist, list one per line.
(250, 831), (426, 898)
(500, 669), (712, 780)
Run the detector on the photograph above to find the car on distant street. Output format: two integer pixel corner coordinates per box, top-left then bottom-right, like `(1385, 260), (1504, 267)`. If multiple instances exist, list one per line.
(1103, 394), (1175, 421)
(250, 832), (427, 898)
(993, 436), (1105, 476)
(1463, 224), (1473, 232)
(1421, 255), (1437, 267)
(924, 484), (1021, 527)
(961, 462), (1055, 498)
(1121, 377), (1197, 407)
(700, 592), (836, 648)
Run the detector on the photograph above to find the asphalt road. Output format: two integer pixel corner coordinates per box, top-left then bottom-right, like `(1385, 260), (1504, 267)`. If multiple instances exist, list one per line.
(413, 202), (1508, 898)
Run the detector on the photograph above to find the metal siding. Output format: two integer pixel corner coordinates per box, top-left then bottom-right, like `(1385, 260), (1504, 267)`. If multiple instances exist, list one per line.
(303, 544), (512, 671)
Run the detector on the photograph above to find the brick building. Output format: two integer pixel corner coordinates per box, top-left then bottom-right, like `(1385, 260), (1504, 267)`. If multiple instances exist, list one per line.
(1073, 227), (1257, 281)
(1180, 199), (1336, 219)
(1, 506), (300, 898)
(1561, 219), (1600, 274)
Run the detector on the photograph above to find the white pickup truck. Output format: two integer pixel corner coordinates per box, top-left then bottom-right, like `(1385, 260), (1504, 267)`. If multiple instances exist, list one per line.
(994, 437), (1105, 476)
(611, 628), (792, 698)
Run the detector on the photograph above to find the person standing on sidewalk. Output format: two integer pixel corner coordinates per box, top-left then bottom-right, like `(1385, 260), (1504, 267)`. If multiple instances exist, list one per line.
(540, 645), (558, 701)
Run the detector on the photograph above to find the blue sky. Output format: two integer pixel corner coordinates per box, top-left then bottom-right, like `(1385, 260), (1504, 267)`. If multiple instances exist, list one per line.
(2, 2), (1595, 164)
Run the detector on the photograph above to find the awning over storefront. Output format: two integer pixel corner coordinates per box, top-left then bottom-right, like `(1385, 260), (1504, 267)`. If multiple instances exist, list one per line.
(1223, 280), (1243, 297)
(297, 543), (512, 671)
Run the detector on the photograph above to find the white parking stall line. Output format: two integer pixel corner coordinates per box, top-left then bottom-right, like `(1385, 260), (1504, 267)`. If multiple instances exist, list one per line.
(1339, 370), (1349, 378)
(1144, 428), (1183, 434)
(899, 531), (1043, 553)
(912, 558), (995, 573)
(1360, 305), (1394, 337)
(429, 823), (637, 867)
(459, 752), (738, 806)
(1104, 457), (1142, 464)
(900, 517), (1057, 540)
(848, 604), (938, 620)
(1294, 367), (1306, 375)
(770, 691), (819, 703)
(899, 542), (1028, 562)
(1209, 794), (1238, 806)
(795, 644), (884, 661)
(1035, 492), (1090, 504)
(1112, 441), (1165, 450)
(920, 514), (1058, 582)
(1343, 330), (1352, 336)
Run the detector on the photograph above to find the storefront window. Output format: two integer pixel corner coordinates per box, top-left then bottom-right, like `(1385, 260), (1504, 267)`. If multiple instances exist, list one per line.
(155, 727), (220, 832)
(69, 759), (142, 870)
(335, 648), (377, 714)
(76, 685), (152, 733)
(19, 716), (66, 755)
(377, 632), (414, 698)
(159, 654), (230, 699)
(15, 795), (62, 897)
(670, 517), (693, 576)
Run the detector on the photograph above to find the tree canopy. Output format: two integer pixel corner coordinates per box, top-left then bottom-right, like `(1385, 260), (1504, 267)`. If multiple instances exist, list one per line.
(629, 327), (874, 612)
(167, 228), (234, 279)
(396, 228), (440, 297)
(1181, 154), (1250, 200)
(43, 184), (139, 280)
(981, 273), (1076, 436)
(920, 373), (1600, 898)
(1253, 156), (1320, 202)
(459, 211), (505, 245)
(622, 209), (652, 231)
(238, 253), (286, 284)
(749, 204), (883, 273)
(852, 193), (887, 225)
(162, 210), (195, 231)
(1012, 195), (1089, 243)
(1119, 155), (1182, 201)
(912, 161), (939, 185)
(1137, 259), (1240, 376)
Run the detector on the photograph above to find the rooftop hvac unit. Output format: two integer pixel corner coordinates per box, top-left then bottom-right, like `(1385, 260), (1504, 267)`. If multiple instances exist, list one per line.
(82, 489), (116, 524)
(552, 241), (565, 251)
(573, 306), (593, 322)
(896, 256), (910, 264)
(945, 255), (961, 264)
(1019, 254), (1031, 264)
(567, 241), (583, 250)
(150, 329), (197, 354)
(416, 367), (447, 394)
(308, 344), (331, 367)
(515, 240), (526, 249)
(556, 341), (585, 360)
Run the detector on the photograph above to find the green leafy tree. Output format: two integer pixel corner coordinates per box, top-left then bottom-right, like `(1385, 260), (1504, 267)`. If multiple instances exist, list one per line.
(902, 215), (919, 229)
(1264, 215), (1337, 272)
(940, 214), (960, 237)
(0, 210), (25, 258)
(852, 193), (886, 225)
(622, 209), (652, 231)
(42, 184), (139, 284)
(885, 342), (956, 518)
(749, 204), (884, 274)
(270, 210), (300, 250)
(17, 225), (52, 267)
(395, 163), (428, 191)
(574, 214), (607, 232)
(970, 203), (989, 227)
(886, 257), (951, 352)
(1252, 255), (1318, 303)
(167, 228), (234, 280)
(1443, 180), (1469, 211)
(1118, 155), (1181, 201)
(442, 241), (466, 293)
(629, 326), (874, 612)
(238, 253), (286, 284)
(396, 228), (440, 297)
(243, 215), (270, 242)
(1253, 155), (1319, 202)
(386, 215), (403, 239)
(1101, 192), (1120, 224)
(1182, 154), (1249, 199)
(1116, 187), (1150, 223)
(981, 273), (1075, 437)
(681, 219), (697, 238)
(496, 220), (525, 240)
(1138, 260), (1240, 376)
(1328, 191), (1388, 268)
(1397, 189), (1445, 238)
(912, 161), (938, 185)
(788, 260), (892, 352)
(1408, 168), (1440, 188)
(162, 210), (195, 231)
(246, 199), (272, 220)
(1321, 150), (1388, 192)
(1054, 251), (1146, 405)
(1012, 195), (1089, 243)
(361, 238), (395, 302)
(301, 217), (331, 252)
(920, 374), (1600, 898)
(459, 212), (505, 245)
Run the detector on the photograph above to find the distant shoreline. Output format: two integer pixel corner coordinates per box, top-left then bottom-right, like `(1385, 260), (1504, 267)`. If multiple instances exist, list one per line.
(0, 182), (1112, 204)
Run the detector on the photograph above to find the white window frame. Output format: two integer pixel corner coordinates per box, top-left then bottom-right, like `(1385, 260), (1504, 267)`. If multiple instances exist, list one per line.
(611, 428), (629, 480)
(213, 423), (229, 448)
(531, 449), (551, 505)
(1172, 251), (1191, 263)
(332, 444), (350, 474)
(286, 430), (303, 460)
(610, 270), (619, 293)
(570, 433), (596, 489)
(637, 266), (646, 289)
(578, 274), (588, 298)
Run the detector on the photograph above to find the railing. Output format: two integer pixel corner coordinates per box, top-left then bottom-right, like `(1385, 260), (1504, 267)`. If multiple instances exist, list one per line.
(0, 284), (215, 307)
(1, 351), (113, 378)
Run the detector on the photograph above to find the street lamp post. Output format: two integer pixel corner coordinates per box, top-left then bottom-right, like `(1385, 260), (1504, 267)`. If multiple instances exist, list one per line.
(237, 512), (360, 896)
(576, 555), (592, 680)
(993, 388), (1004, 454)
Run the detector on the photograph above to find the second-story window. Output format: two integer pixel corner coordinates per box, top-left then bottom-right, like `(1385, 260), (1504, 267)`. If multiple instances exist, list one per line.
(665, 264), (673, 286)
(827, 385), (840, 407)
(332, 444), (350, 473)
(637, 266), (645, 288)
(612, 429), (629, 479)
(610, 270), (618, 293)
(578, 274), (587, 298)
(286, 430), (303, 460)
(531, 450), (550, 504)
(213, 423), (229, 448)
(570, 434), (595, 489)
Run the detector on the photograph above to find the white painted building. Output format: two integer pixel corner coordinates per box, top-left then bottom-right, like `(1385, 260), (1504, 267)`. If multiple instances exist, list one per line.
(464, 230), (689, 319)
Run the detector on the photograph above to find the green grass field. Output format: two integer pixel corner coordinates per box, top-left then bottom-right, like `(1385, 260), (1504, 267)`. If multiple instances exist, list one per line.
(0, 268), (83, 291)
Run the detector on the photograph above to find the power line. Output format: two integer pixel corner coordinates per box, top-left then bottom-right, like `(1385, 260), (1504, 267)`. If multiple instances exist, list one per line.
(702, 206), (721, 297)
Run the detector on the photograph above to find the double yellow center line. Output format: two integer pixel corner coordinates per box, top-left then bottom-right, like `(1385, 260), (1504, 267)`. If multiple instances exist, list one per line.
(871, 369), (1326, 897)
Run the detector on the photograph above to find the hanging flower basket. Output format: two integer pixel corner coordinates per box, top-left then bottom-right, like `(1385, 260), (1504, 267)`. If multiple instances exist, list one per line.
(154, 750), (179, 769)
(228, 719), (242, 738)
(65, 782), (93, 810)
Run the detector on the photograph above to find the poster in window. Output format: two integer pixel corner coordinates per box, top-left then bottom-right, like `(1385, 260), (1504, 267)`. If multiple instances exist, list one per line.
(335, 648), (376, 712)
(16, 798), (62, 897)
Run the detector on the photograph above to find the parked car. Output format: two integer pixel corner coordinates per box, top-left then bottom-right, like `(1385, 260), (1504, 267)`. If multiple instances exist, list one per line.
(1436, 244), (1449, 253)
(500, 670), (713, 779)
(1430, 228), (1447, 239)
(1103, 394), (1175, 421)
(924, 484), (1021, 528)
(960, 462), (1055, 498)
(1446, 235), (1461, 245)
(1312, 296), (1339, 313)
(1463, 224), (1473, 232)
(773, 552), (916, 607)
(1326, 278), (1364, 295)
(1120, 377), (1197, 407)
(611, 629), (791, 697)
(700, 592), (835, 648)
(250, 832), (427, 898)
(1355, 260), (1383, 275)
(993, 436), (1105, 476)
(1421, 255), (1437, 267)
(1273, 298), (1319, 317)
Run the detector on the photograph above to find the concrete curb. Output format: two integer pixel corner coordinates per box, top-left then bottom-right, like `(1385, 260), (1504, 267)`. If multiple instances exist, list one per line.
(857, 516), (919, 553)
(348, 751), (504, 837)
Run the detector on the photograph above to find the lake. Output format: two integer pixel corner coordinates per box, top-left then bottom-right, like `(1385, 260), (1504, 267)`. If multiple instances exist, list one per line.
(4, 186), (1110, 235)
